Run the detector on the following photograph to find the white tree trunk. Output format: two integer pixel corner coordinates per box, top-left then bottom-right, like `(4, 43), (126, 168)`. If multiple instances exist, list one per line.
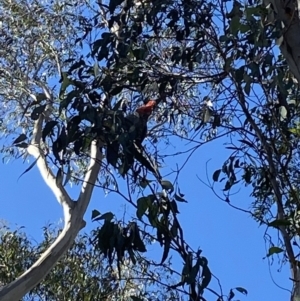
(0, 114), (102, 301)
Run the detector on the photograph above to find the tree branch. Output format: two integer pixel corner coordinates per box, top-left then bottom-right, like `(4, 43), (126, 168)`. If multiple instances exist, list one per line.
(0, 114), (102, 300)
(27, 109), (74, 209)
(234, 82), (299, 301)
(263, 0), (300, 83)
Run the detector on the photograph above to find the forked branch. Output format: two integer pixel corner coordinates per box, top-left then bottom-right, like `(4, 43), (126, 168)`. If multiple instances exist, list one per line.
(0, 113), (102, 301)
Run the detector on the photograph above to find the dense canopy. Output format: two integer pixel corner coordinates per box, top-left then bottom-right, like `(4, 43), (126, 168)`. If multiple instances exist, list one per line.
(1, 0), (300, 300)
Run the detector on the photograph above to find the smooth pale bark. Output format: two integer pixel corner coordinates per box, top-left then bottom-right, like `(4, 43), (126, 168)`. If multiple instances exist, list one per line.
(0, 113), (102, 301)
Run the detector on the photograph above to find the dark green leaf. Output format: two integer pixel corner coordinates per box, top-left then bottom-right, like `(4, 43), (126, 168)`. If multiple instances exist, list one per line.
(213, 114), (221, 128)
(31, 105), (46, 120)
(74, 138), (83, 155)
(239, 139), (254, 148)
(128, 248), (136, 264)
(200, 260), (211, 291)
(97, 46), (109, 61)
(17, 157), (39, 181)
(109, 0), (124, 14)
(243, 167), (252, 184)
(133, 227), (146, 252)
(161, 238), (171, 264)
(235, 66), (244, 83)
(223, 180), (232, 191)
(67, 115), (81, 130)
(106, 141), (119, 168)
(229, 289), (235, 301)
(229, 16), (241, 35)
(212, 169), (221, 182)
(148, 204), (159, 227)
(139, 178), (152, 189)
(16, 142), (28, 149)
(239, 24), (250, 33)
(59, 90), (79, 114)
(92, 39), (103, 56)
(161, 180), (174, 192)
(42, 121), (58, 142)
(234, 159), (240, 168)
(235, 287), (248, 295)
(219, 35), (228, 42)
(93, 212), (114, 222)
(178, 188), (185, 197)
(156, 229), (163, 245)
(12, 134), (27, 145)
(35, 93), (48, 102)
(110, 85), (123, 95)
(68, 59), (86, 74)
(171, 221), (178, 237)
(91, 209), (101, 220)
(174, 193), (187, 202)
(170, 200), (179, 214)
(100, 76), (113, 93)
(136, 196), (150, 220)
(132, 48), (147, 60)
(267, 246), (284, 257)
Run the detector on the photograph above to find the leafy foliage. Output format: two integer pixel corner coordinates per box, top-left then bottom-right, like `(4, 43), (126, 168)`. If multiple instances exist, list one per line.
(0, 223), (182, 301)
(2, 0), (300, 299)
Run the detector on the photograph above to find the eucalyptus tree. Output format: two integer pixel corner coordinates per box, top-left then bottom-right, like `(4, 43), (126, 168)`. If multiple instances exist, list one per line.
(0, 223), (182, 301)
(2, 0), (300, 300)
(58, 0), (300, 300)
(0, 1), (219, 300)
(0, 0), (103, 299)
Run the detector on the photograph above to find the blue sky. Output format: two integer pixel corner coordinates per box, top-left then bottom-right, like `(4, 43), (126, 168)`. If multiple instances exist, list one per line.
(0, 1), (292, 299)
(0, 133), (291, 300)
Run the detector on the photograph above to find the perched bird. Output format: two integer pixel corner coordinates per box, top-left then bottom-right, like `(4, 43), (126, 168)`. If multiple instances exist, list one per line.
(106, 100), (158, 176)
(125, 100), (156, 146)
(123, 100), (157, 175)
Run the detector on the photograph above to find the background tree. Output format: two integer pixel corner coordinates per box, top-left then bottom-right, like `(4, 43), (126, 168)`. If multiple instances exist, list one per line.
(0, 222), (183, 301)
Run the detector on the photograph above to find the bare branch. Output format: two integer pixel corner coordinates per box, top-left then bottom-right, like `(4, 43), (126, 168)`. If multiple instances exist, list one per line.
(0, 116), (102, 300)
(27, 112), (73, 209)
(76, 141), (103, 216)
